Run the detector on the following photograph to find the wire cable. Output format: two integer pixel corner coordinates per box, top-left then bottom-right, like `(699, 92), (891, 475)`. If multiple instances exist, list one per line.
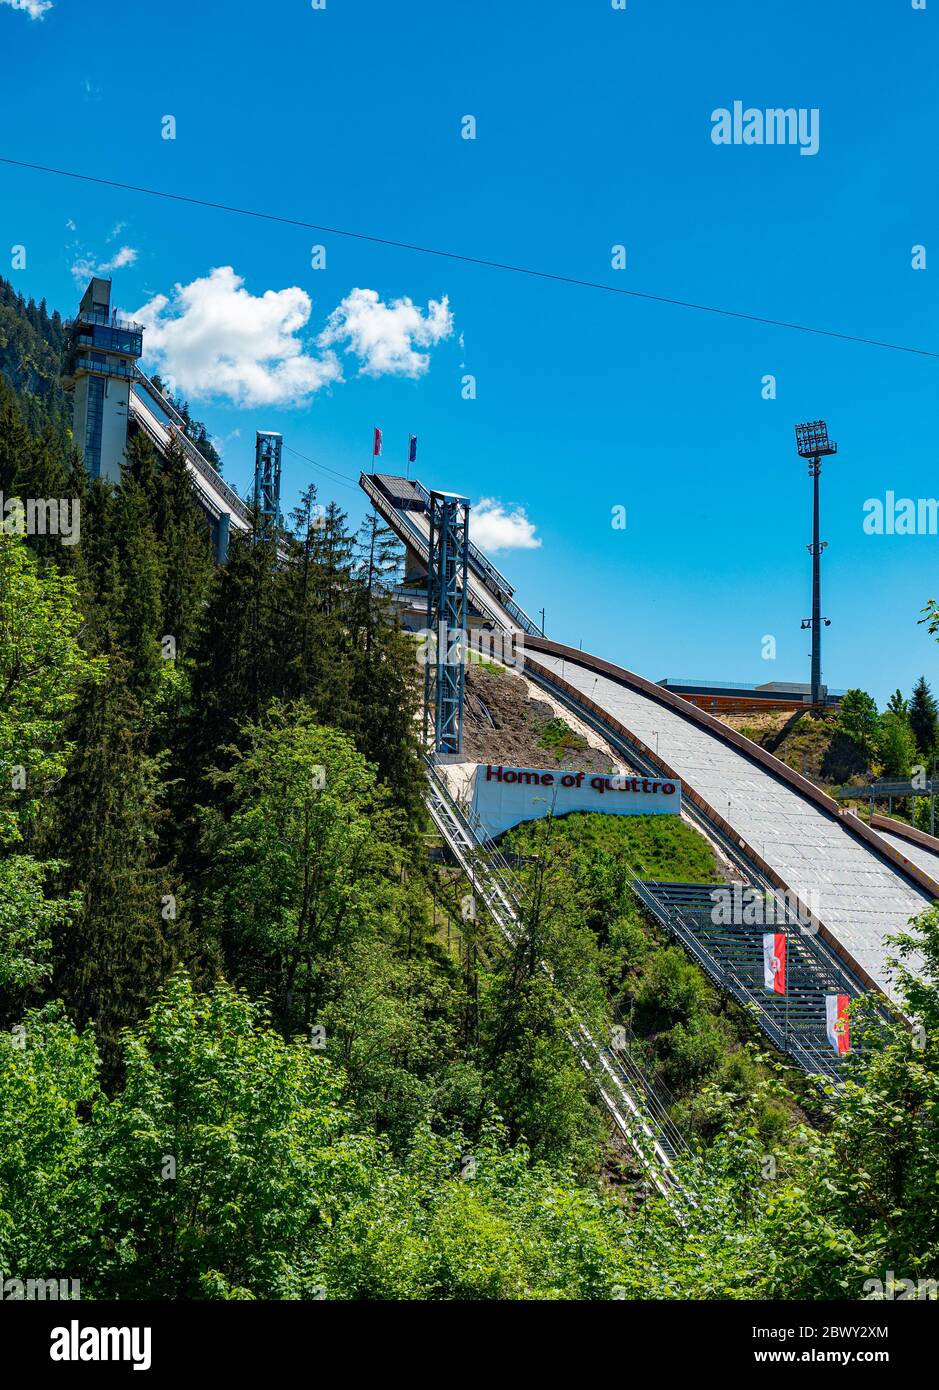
(3, 154), (936, 359)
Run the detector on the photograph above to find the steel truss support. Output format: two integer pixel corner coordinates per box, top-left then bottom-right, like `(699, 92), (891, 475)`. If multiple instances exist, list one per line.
(253, 431), (283, 537)
(424, 490), (470, 754)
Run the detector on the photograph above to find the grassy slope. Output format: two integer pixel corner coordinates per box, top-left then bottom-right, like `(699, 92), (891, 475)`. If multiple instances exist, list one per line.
(512, 809), (724, 883)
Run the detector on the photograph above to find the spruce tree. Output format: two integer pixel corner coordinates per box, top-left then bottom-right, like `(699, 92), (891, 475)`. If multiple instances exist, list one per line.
(279, 488), (353, 729)
(51, 659), (186, 1060)
(153, 436), (215, 658)
(909, 676), (938, 761)
(111, 470), (164, 696)
(886, 689), (909, 718)
(185, 528), (285, 789)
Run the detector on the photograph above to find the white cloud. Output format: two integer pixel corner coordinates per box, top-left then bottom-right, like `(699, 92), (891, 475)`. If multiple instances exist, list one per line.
(102, 245), (137, 271)
(133, 266), (342, 409)
(319, 286), (453, 378)
(65, 218), (76, 231)
(471, 499), (541, 553)
(69, 254), (96, 285)
(71, 244), (138, 284)
(1, 0), (53, 18)
(131, 268), (453, 409)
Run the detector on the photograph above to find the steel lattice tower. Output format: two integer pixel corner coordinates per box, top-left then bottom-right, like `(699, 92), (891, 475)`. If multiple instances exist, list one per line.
(253, 431), (283, 536)
(424, 490), (470, 754)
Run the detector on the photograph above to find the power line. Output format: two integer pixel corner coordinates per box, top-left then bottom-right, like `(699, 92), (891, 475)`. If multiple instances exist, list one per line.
(282, 443), (360, 491)
(3, 154), (937, 360)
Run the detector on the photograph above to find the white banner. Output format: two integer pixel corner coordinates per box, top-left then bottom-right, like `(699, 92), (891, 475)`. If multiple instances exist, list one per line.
(468, 763), (681, 840)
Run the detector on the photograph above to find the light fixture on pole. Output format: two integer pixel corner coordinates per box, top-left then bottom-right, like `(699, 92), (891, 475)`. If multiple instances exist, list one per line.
(795, 419), (837, 706)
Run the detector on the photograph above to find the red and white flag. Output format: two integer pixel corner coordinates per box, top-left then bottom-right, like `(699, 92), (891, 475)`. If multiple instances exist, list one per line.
(762, 932), (786, 995)
(373, 427), (383, 457)
(826, 994), (851, 1055)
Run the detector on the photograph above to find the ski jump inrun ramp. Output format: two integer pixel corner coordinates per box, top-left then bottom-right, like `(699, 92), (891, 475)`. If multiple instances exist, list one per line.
(362, 471), (939, 1010)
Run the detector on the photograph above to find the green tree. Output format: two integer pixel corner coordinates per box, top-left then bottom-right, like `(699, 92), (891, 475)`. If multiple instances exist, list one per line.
(199, 705), (402, 1034)
(0, 537), (92, 1007)
(0, 536), (95, 844)
(0, 857), (76, 1004)
(111, 469), (164, 696)
(837, 688), (880, 761)
(480, 816), (608, 1171)
(0, 977), (642, 1301)
(0, 1002), (99, 1286)
(90, 976), (380, 1299)
(878, 710), (918, 781)
(50, 660), (186, 1057)
(186, 529), (285, 774)
(886, 689), (909, 718)
(909, 676), (938, 761)
(152, 435), (215, 658)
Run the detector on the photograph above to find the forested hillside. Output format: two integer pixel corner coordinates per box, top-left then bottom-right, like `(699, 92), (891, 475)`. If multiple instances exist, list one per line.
(1, 284), (939, 1300)
(721, 680), (939, 830)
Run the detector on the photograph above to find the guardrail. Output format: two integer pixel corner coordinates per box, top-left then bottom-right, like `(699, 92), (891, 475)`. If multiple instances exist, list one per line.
(130, 373), (252, 526)
(870, 815), (939, 855)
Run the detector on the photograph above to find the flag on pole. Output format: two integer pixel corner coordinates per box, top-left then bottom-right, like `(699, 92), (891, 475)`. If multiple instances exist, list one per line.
(825, 994), (851, 1055)
(373, 427), (382, 458)
(408, 434), (418, 464)
(762, 932), (786, 995)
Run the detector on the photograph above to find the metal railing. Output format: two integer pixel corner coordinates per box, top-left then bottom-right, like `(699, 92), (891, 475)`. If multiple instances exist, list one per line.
(632, 881), (852, 1082)
(410, 479), (518, 602)
(130, 372), (252, 525)
(423, 759), (693, 1205)
(73, 308), (144, 333)
(362, 473), (542, 636)
(70, 356), (138, 380)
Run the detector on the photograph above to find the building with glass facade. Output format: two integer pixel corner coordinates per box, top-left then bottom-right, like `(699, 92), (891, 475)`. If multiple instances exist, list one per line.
(65, 277), (143, 483)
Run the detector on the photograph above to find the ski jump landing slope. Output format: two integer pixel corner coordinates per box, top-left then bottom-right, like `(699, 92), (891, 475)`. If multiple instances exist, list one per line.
(360, 472), (936, 1010)
(523, 639), (934, 1006)
(128, 371), (252, 533)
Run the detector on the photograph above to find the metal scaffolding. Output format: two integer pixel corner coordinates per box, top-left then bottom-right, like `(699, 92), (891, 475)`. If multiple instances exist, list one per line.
(424, 490), (470, 754)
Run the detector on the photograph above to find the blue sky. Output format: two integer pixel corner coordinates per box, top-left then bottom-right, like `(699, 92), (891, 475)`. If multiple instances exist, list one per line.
(1, 0), (937, 703)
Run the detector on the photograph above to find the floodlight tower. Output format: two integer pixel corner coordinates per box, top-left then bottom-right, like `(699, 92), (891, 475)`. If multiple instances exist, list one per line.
(795, 420), (838, 706)
(424, 490), (470, 755)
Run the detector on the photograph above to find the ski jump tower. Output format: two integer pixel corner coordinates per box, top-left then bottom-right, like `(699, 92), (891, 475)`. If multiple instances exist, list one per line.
(64, 276), (269, 564)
